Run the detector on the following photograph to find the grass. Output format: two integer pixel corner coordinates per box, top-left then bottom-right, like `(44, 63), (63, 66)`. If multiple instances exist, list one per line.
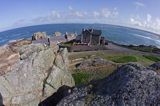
(143, 55), (160, 62)
(107, 55), (138, 63)
(70, 51), (159, 85)
(72, 67), (116, 85)
(60, 41), (74, 47)
(72, 72), (91, 85)
(69, 51), (156, 66)
(124, 45), (160, 53)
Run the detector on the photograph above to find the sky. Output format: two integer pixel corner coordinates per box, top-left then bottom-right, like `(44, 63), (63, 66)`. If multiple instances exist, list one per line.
(0, 0), (160, 33)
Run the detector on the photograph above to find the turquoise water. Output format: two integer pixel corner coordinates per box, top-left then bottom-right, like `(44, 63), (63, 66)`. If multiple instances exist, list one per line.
(0, 24), (160, 47)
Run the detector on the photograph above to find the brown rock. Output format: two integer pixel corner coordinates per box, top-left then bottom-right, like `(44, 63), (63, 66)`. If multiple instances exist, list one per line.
(9, 39), (32, 47)
(0, 46), (20, 76)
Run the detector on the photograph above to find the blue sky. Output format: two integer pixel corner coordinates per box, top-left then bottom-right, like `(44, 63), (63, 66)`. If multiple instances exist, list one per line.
(0, 0), (160, 33)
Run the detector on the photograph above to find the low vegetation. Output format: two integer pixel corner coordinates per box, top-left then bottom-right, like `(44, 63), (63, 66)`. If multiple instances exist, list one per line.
(70, 51), (160, 85)
(60, 41), (74, 47)
(117, 44), (160, 54)
(72, 72), (91, 85)
(107, 55), (137, 63)
(72, 68), (115, 85)
(143, 55), (160, 62)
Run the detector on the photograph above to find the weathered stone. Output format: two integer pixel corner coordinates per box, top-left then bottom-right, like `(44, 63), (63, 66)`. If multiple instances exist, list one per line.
(9, 39), (32, 47)
(65, 32), (77, 41)
(32, 32), (48, 40)
(0, 45), (20, 76)
(76, 57), (116, 70)
(54, 32), (62, 36)
(149, 62), (160, 71)
(59, 48), (69, 66)
(0, 44), (74, 106)
(18, 44), (48, 60)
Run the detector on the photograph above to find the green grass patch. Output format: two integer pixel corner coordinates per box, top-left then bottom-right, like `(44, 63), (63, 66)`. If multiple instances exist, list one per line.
(72, 72), (91, 85)
(107, 55), (138, 63)
(143, 55), (160, 62)
(72, 66), (116, 85)
(60, 41), (74, 47)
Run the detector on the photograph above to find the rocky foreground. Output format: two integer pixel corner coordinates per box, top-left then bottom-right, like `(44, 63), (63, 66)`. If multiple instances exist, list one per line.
(0, 40), (74, 106)
(56, 63), (160, 106)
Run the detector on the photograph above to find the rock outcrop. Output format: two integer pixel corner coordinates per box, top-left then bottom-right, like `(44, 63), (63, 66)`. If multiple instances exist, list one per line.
(58, 63), (160, 106)
(149, 62), (160, 71)
(54, 32), (62, 36)
(32, 32), (48, 40)
(76, 57), (116, 70)
(0, 45), (20, 76)
(0, 43), (74, 106)
(9, 39), (32, 47)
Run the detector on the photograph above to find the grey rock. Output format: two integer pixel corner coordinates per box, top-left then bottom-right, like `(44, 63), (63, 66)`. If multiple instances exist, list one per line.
(149, 62), (160, 71)
(58, 63), (160, 106)
(54, 32), (62, 36)
(32, 32), (48, 40)
(0, 44), (74, 106)
(18, 44), (48, 60)
(76, 57), (116, 70)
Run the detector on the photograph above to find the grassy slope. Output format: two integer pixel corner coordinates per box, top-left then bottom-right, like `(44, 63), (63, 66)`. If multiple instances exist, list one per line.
(69, 51), (159, 85)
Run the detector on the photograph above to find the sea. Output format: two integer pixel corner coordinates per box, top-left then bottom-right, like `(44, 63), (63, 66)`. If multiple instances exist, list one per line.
(0, 24), (160, 48)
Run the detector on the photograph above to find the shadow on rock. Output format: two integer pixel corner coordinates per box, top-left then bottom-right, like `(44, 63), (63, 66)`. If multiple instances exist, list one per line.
(39, 85), (73, 106)
(0, 93), (4, 106)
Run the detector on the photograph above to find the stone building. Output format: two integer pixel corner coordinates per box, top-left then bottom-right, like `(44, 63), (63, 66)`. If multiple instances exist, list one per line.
(81, 29), (102, 45)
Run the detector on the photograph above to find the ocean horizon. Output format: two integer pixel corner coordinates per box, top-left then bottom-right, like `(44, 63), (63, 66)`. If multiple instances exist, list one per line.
(0, 23), (160, 48)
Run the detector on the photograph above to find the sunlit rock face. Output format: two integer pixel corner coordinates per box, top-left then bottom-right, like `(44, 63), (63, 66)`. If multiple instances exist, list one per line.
(0, 43), (74, 106)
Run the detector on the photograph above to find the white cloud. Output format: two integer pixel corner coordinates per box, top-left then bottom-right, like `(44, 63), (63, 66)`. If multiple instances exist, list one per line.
(13, 19), (26, 26)
(30, 6), (119, 24)
(0, 6), (119, 31)
(68, 6), (73, 10)
(50, 10), (61, 18)
(130, 18), (143, 26)
(134, 2), (145, 7)
(147, 14), (152, 22)
(101, 8), (111, 18)
(130, 14), (160, 33)
(93, 11), (100, 17)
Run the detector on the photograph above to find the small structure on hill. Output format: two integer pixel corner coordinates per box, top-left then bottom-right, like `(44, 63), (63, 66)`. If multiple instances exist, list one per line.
(81, 29), (103, 45)
(32, 32), (48, 40)
(54, 32), (62, 36)
(64, 32), (77, 41)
